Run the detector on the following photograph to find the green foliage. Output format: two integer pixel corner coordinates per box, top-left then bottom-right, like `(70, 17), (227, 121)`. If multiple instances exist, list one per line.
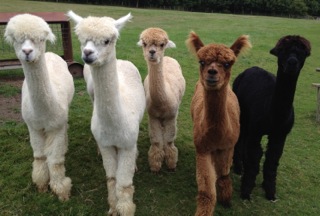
(1, 0), (320, 215)
(31, 0), (320, 16)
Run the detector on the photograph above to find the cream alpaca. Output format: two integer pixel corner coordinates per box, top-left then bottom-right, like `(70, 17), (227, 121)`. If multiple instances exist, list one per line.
(68, 11), (145, 216)
(4, 14), (74, 201)
(137, 28), (185, 172)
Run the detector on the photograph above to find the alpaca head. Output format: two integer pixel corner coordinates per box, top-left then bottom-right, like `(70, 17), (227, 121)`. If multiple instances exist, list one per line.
(270, 35), (311, 76)
(4, 13), (55, 63)
(67, 11), (132, 66)
(186, 31), (251, 91)
(137, 27), (176, 64)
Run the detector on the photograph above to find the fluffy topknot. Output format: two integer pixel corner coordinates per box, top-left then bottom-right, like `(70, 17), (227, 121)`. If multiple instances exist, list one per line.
(5, 13), (55, 45)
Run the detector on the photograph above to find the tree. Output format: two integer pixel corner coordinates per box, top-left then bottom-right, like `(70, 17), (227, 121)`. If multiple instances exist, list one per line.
(290, 0), (309, 16)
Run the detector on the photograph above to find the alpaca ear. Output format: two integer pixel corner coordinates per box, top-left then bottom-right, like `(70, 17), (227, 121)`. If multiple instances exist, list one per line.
(4, 21), (15, 45)
(67, 10), (83, 24)
(47, 31), (56, 44)
(270, 47), (278, 56)
(114, 13), (132, 31)
(186, 31), (204, 55)
(4, 32), (14, 45)
(230, 35), (252, 57)
(137, 39), (143, 47)
(300, 37), (311, 57)
(166, 40), (176, 48)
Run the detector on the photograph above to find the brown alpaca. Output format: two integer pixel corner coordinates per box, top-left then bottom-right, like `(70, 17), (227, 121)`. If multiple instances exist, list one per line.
(186, 31), (251, 215)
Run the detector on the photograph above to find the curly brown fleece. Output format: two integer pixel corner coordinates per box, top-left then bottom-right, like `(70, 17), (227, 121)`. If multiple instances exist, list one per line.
(186, 31), (251, 216)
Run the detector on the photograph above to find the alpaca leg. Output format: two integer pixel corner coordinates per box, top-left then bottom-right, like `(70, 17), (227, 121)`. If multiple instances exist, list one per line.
(214, 148), (234, 207)
(32, 156), (49, 192)
(195, 153), (217, 216)
(163, 117), (178, 171)
(233, 132), (244, 175)
(262, 135), (286, 201)
(99, 146), (118, 215)
(29, 127), (50, 192)
(46, 126), (72, 201)
(115, 146), (137, 216)
(241, 135), (263, 200)
(148, 117), (165, 172)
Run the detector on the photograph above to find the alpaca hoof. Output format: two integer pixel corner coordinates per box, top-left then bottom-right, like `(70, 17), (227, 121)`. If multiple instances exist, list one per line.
(262, 181), (276, 201)
(37, 184), (48, 193)
(265, 191), (277, 201)
(150, 166), (161, 173)
(267, 195), (277, 202)
(116, 201), (136, 216)
(58, 192), (70, 201)
(167, 168), (176, 172)
(107, 208), (118, 216)
(50, 177), (72, 201)
(151, 170), (161, 175)
(165, 162), (177, 171)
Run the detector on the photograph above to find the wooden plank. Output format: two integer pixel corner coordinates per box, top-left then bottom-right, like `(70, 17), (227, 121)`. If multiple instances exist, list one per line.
(312, 83), (320, 122)
(0, 12), (68, 24)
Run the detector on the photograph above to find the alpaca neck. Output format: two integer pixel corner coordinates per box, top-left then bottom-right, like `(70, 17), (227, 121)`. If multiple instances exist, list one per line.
(22, 55), (58, 114)
(272, 67), (299, 122)
(91, 52), (123, 124)
(147, 59), (168, 104)
(203, 86), (228, 128)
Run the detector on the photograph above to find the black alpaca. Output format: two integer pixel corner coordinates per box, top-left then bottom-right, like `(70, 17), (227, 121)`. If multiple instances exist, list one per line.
(233, 35), (311, 201)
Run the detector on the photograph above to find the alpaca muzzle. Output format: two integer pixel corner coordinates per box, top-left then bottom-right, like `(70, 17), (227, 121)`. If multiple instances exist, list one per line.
(284, 55), (300, 73)
(206, 69), (219, 85)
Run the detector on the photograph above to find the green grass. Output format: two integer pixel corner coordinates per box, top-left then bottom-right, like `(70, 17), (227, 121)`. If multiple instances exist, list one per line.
(1, 0), (320, 215)
(0, 82), (20, 97)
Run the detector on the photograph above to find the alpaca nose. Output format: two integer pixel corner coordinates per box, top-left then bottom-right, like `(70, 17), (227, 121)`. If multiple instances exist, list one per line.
(83, 49), (93, 57)
(149, 50), (156, 55)
(208, 69), (218, 75)
(23, 48), (33, 55)
(288, 56), (298, 65)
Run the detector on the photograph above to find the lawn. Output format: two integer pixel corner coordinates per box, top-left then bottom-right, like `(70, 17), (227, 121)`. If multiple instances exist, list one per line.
(0, 0), (320, 215)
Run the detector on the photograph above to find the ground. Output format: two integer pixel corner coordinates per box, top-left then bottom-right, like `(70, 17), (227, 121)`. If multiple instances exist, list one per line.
(0, 77), (23, 124)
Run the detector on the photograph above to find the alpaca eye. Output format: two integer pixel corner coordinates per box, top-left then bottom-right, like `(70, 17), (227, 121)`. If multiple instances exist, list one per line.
(143, 42), (147, 47)
(199, 61), (205, 66)
(224, 63), (230, 68)
(160, 43), (165, 48)
(104, 40), (110, 45)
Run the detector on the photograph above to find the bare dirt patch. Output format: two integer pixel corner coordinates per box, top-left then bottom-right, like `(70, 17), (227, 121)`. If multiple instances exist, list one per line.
(0, 78), (23, 124)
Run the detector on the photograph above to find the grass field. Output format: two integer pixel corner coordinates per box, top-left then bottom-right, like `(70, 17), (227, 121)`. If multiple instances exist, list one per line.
(1, 0), (320, 215)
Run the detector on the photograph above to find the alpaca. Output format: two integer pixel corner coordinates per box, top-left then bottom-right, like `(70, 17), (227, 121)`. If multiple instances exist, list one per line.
(137, 28), (186, 172)
(67, 11), (145, 215)
(186, 31), (251, 215)
(232, 35), (311, 201)
(4, 14), (74, 201)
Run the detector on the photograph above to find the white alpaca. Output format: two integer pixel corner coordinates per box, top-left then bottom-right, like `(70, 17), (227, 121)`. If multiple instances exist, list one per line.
(137, 28), (186, 172)
(4, 14), (74, 201)
(67, 11), (145, 215)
